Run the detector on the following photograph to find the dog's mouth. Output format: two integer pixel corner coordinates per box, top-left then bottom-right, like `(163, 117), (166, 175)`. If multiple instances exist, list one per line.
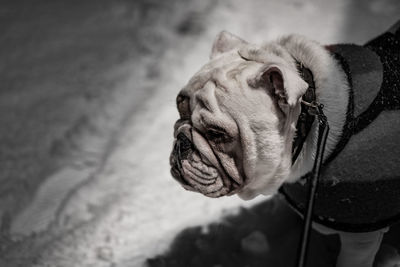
(170, 124), (241, 197)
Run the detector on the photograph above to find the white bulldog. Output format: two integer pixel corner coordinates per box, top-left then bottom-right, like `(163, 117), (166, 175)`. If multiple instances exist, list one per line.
(170, 22), (400, 267)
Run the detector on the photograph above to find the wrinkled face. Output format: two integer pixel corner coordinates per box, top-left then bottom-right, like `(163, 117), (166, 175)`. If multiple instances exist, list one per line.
(169, 32), (307, 199)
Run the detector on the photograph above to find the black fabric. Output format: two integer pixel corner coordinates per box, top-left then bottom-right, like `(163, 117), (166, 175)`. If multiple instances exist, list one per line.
(361, 32), (400, 121)
(326, 30), (400, 163)
(280, 22), (400, 232)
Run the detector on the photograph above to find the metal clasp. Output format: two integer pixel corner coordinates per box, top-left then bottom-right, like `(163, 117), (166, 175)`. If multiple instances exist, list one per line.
(301, 100), (327, 125)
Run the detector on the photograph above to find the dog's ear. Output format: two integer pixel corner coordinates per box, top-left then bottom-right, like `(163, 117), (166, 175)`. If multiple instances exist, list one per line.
(210, 31), (247, 59)
(250, 64), (308, 111)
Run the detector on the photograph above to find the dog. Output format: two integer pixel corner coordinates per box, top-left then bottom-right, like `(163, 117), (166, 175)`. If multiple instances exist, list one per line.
(170, 20), (400, 267)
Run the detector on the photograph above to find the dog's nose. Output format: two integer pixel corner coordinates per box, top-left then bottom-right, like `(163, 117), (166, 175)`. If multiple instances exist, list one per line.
(175, 132), (193, 161)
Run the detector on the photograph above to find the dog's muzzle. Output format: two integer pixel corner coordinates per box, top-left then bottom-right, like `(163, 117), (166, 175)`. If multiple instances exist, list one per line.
(170, 125), (234, 197)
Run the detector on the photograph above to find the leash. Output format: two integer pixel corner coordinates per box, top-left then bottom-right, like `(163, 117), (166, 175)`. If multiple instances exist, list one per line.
(290, 60), (330, 266)
(296, 101), (330, 267)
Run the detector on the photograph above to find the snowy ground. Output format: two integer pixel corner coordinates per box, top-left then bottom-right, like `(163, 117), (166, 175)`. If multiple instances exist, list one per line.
(0, 0), (399, 266)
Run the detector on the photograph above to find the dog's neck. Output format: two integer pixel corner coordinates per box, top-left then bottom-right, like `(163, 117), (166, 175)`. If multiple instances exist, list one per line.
(277, 35), (350, 182)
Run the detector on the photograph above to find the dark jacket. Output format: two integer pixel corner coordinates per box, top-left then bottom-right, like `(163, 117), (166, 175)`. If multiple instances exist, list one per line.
(280, 21), (400, 232)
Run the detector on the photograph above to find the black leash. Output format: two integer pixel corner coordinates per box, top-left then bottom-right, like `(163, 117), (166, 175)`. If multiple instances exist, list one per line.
(296, 101), (330, 267)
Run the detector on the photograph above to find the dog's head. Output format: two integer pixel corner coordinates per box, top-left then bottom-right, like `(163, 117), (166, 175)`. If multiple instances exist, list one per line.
(170, 31), (308, 199)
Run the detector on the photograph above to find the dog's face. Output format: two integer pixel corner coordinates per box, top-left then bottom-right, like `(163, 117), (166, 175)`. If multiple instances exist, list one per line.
(170, 32), (308, 199)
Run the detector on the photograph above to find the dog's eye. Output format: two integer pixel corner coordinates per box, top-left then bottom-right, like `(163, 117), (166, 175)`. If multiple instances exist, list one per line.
(205, 127), (231, 143)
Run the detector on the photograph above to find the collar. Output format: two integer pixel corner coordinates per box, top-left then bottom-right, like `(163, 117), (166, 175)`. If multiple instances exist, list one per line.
(292, 61), (318, 165)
